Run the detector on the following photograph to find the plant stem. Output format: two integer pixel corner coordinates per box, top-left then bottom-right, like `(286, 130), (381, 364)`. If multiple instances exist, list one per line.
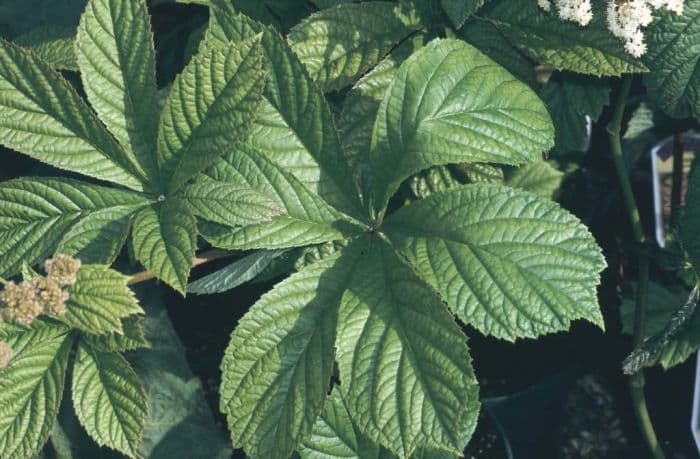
(671, 133), (685, 228)
(608, 76), (666, 459)
(127, 249), (236, 286)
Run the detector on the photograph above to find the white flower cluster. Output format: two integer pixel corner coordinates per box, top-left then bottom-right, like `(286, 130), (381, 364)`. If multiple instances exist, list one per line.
(537, 0), (685, 57)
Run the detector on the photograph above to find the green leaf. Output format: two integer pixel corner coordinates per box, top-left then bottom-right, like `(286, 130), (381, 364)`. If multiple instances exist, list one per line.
(456, 163), (504, 184)
(369, 38), (554, 216)
(132, 199), (198, 294)
(128, 287), (231, 458)
(287, 2), (421, 92)
(335, 236), (480, 458)
(205, 7), (362, 217)
(56, 205), (140, 265)
(299, 388), (394, 459)
(0, 0), (85, 38)
(621, 281), (700, 369)
(63, 265), (144, 335)
(157, 35), (266, 192)
(441, 0), (485, 28)
(0, 38), (143, 189)
(541, 73), (610, 153)
(76, 0), (160, 180)
(339, 38), (421, 184)
(13, 25), (77, 70)
(200, 145), (361, 250)
(459, 19), (536, 86)
(220, 250), (356, 459)
(644, 0), (700, 119)
(0, 177), (150, 277)
(0, 323), (73, 459)
(180, 180), (283, 228)
(82, 316), (148, 352)
(482, 0), (647, 76)
(683, 165), (700, 274)
(72, 341), (147, 458)
(409, 166), (460, 199)
(383, 185), (606, 340)
(300, 388), (457, 459)
(188, 249), (284, 295)
(505, 161), (564, 199)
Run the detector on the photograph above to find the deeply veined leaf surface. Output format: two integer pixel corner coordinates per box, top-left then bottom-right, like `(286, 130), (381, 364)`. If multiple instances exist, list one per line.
(287, 2), (421, 92)
(299, 389), (394, 459)
(187, 249), (284, 295)
(0, 178), (150, 277)
(56, 205), (140, 265)
(132, 199), (198, 294)
(13, 25), (77, 70)
(63, 265), (144, 335)
(0, 38), (143, 190)
(200, 146), (362, 250)
(482, 0), (647, 76)
(82, 316), (148, 352)
(335, 236), (480, 458)
(220, 251), (357, 459)
(180, 180), (283, 228)
(205, 6), (362, 217)
(441, 0), (485, 28)
(383, 185), (606, 340)
(0, 323), (73, 459)
(72, 342), (148, 458)
(76, 0), (160, 179)
(644, 0), (700, 119)
(369, 38), (554, 215)
(157, 35), (266, 192)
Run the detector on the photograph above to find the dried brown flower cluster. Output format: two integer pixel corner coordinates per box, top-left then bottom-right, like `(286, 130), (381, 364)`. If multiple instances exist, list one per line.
(0, 254), (81, 325)
(0, 341), (13, 369)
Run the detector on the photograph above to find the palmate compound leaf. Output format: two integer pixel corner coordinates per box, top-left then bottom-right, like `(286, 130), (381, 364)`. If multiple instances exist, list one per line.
(75, 0), (160, 180)
(287, 2), (422, 92)
(219, 250), (352, 459)
(369, 38), (554, 217)
(0, 38), (143, 190)
(71, 341), (148, 458)
(156, 33), (266, 193)
(0, 177), (151, 277)
(62, 265), (144, 335)
(204, 3), (363, 217)
(0, 322), (73, 459)
(481, 0), (647, 76)
(383, 185), (606, 341)
(132, 198), (198, 295)
(198, 145), (364, 250)
(220, 235), (480, 459)
(335, 236), (480, 458)
(644, 0), (700, 119)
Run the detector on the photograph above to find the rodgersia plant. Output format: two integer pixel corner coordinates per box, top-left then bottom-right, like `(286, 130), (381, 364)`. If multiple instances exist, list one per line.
(0, 0), (699, 457)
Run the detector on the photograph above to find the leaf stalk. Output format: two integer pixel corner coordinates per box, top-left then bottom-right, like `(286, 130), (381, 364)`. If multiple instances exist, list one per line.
(608, 75), (665, 459)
